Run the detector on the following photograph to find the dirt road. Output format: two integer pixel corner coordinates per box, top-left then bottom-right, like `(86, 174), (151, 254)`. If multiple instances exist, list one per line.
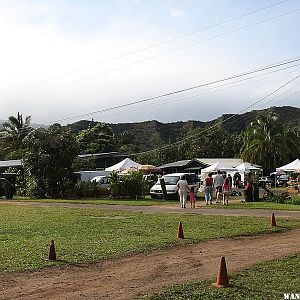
(1, 228), (300, 300)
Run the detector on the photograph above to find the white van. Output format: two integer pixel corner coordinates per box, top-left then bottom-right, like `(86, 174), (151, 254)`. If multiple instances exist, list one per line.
(150, 173), (199, 199)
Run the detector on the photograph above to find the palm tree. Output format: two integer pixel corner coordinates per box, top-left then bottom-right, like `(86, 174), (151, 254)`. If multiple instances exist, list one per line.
(241, 111), (289, 174)
(2, 112), (32, 149)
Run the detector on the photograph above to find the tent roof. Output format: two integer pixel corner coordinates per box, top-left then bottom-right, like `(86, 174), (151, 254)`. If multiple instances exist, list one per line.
(201, 161), (236, 173)
(105, 158), (141, 172)
(276, 159), (300, 172)
(235, 162), (262, 172)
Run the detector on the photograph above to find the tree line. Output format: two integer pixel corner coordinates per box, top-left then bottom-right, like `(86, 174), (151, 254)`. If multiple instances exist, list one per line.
(0, 110), (299, 198)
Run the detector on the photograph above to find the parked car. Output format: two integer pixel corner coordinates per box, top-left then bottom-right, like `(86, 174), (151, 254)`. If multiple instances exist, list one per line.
(276, 174), (289, 187)
(150, 173), (199, 199)
(90, 175), (110, 192)
(259, 176), (274, 186)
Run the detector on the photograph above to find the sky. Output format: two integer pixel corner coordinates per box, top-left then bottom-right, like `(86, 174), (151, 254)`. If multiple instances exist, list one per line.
(0, 0), (299, 125)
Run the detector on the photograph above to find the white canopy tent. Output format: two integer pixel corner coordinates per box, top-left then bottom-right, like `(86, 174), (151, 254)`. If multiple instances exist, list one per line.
(276, 159), (300, 172)
(201, 161), (236, 173)
(200, 161), (236, 180)
(105, 158), (141, 172)
(235, 162), (262, 184)
(235, 162), (262, 173)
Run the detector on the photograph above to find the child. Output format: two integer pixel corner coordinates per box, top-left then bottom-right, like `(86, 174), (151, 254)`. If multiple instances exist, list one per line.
(189, 186), (197, 208)
(222, 178), (231, 206)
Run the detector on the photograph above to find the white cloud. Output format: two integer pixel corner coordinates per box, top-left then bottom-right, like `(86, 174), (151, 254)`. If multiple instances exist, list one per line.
(169, 8), (185, 18)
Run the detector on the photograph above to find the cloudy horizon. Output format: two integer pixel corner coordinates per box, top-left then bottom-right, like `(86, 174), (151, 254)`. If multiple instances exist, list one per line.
(0, 0), (299, 125)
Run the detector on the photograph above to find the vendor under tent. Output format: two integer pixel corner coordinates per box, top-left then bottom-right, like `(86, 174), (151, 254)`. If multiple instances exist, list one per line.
(276, 159), (300, 172)
(105, 158), (141, 172)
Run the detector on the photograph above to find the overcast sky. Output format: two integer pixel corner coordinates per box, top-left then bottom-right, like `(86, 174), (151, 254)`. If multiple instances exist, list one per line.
(0, 0), (299, 125)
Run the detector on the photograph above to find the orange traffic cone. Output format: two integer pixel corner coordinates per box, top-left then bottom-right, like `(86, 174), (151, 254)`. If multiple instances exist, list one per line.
(212, 256), (229, 288)
(177, 222), (184, 239)
(49, 240), (57, 261)
(271, 212), (277, 227)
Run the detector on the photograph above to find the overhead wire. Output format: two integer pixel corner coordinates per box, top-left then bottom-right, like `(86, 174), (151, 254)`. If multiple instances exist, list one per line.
(1, 57), (299, 138)
(129, 73), (300, 157)
(19, 0), (292, 90)
(49, 56), (300, 124)
(29, 9), (299, 96)
(95, 63), (300, 121)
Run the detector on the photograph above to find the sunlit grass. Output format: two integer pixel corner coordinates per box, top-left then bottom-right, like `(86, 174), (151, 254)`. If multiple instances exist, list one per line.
(144, 254), (300, 300)
(1, 204), (299, 273)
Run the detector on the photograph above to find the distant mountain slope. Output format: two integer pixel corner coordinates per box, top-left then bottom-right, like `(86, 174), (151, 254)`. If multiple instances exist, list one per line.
(68, 106), (300, 151)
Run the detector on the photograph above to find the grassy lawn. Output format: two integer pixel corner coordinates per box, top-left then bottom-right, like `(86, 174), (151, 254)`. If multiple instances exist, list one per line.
(207, 201), (300, 211)
(5, 196), (175, 206)
(144, 254), (300, 300)
(1, 204), (299, 273)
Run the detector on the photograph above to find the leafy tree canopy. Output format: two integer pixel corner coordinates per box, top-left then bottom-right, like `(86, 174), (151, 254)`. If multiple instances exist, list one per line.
(77, 123), (117, 154)
(23, 124), (79, 198)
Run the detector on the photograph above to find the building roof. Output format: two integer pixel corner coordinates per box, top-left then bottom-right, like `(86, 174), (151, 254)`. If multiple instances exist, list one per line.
(78, 152), (128, 159)
(159, 160), (192, 169)
(0, 159), (23, 168)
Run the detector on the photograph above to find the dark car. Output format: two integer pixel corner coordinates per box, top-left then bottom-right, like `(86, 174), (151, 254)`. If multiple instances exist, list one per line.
(276, 174), (289, 187)
(259, 176), (274, 187)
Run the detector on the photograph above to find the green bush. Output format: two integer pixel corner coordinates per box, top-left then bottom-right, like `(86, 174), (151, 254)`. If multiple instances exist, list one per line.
(109, 171), (146, 199)
(68, 181), (110, 198)
(263, 193), (300, 205)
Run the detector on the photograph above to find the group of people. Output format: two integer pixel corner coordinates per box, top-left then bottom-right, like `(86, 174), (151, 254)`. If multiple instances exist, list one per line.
(204, 170), (232, 206)
(176, 175), (197, 209)
(176, 171), (234, 208)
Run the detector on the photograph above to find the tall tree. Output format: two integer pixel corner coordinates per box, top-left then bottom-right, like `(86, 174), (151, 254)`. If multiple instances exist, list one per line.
(77, 122), (117, 154)
(2, 112), (32, 149)
(240, 111), (296, 173)
(23, 124), (79, 198)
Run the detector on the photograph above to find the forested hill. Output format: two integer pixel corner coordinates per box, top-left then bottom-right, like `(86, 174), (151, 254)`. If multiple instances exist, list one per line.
(68, 106), (300, 151)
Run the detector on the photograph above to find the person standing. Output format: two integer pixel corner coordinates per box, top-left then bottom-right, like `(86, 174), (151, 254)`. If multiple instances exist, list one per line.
(177, 175), (190, 208)
(204, 173), (214, 205)
(189, 186), (197, 208)
(213, 170), (224, 203)
(222, 178), (232, 205)
(227, 174), (232, 187)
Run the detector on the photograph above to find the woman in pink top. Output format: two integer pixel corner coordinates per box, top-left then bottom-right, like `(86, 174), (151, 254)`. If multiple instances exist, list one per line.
(222, 178), (232, 206)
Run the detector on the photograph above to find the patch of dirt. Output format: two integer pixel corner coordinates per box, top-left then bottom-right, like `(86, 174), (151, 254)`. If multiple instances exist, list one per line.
(1, 229), (300, 300)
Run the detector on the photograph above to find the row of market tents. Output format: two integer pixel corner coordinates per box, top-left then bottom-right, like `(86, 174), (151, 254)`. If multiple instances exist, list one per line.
(105, 157), (300, 177)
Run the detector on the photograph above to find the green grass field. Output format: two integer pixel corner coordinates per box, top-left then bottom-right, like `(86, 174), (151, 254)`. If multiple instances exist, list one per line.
(144, 254), (300, 300)
(207, 201), (300, 211)
(1, 204), (299, 273)
(8, 196), (174, 206)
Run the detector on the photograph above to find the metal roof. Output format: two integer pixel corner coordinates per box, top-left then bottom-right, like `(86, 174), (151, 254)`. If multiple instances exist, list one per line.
(0, 159), (23, 168)
(78, 152), (128, 159)
(159, 160), (192, 169)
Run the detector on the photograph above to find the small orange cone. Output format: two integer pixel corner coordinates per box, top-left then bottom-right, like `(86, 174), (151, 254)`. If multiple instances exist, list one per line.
(49, 240), (57, 261)
(213, 256), (229, 288)
(177, 222), (184, 239)
(271, 212), (277, 227)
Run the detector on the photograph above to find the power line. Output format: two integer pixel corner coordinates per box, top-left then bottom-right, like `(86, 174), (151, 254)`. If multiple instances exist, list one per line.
(33, 9), (299, 96)
(1, 57), (299, 138)
(130, 73), (300, 157)
(49, 56), (300, 124)
(19, 0), (291, 89)
(94, 63), (300, 121)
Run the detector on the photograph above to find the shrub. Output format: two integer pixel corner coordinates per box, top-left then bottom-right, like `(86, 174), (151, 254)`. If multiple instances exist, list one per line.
(262, 193), (300, 205)
(109, 171), (146, 199)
